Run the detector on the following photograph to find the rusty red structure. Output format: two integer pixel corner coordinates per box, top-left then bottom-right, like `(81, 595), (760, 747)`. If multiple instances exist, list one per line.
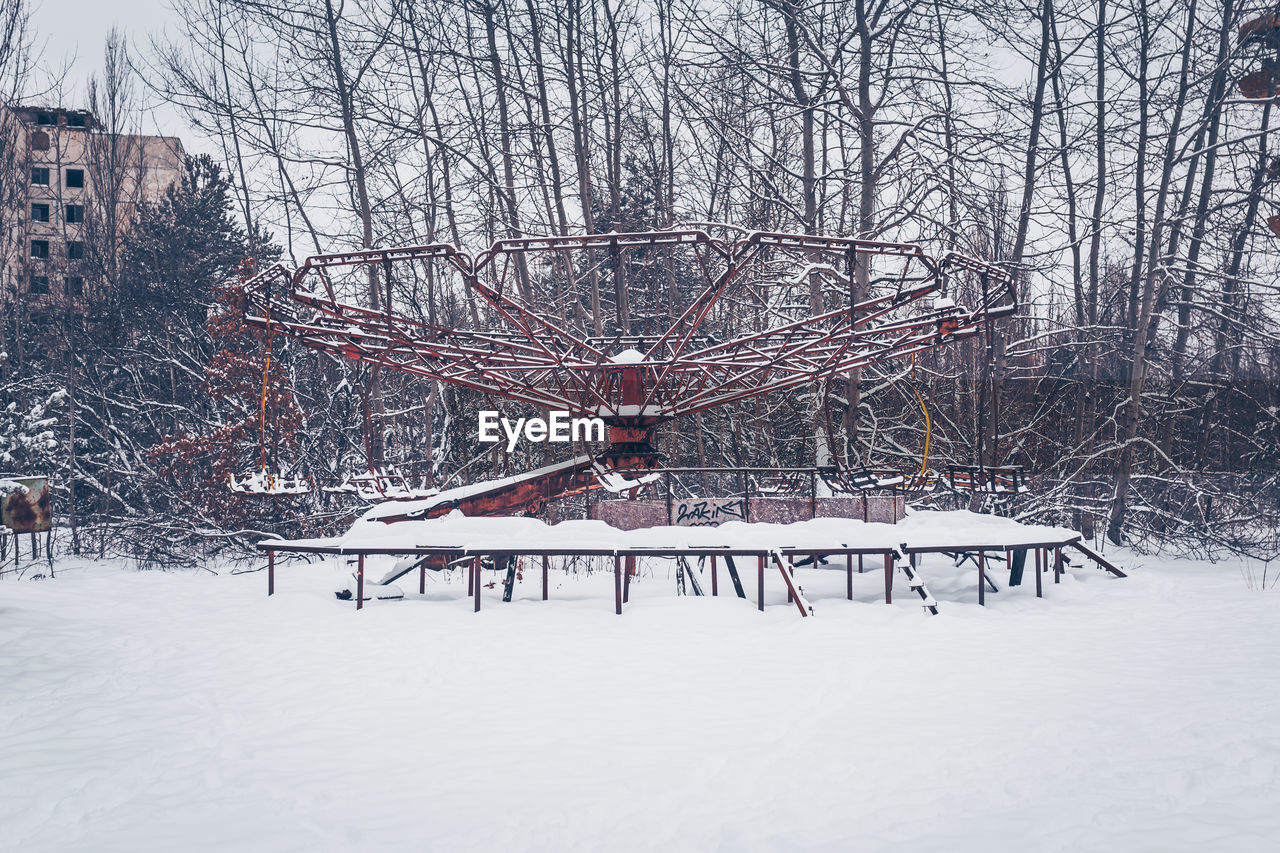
(241, 228), (1016, 513)
(1239, 14), (1280, 99)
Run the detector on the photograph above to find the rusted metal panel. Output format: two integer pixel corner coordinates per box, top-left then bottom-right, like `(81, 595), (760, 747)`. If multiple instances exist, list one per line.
(2, 477), (52, 534)
(1267, 214), (1280, 239)
(1238, 66), (1280, 100)
(426, 463), (596, 519)
(1240, 14), (1280, 44)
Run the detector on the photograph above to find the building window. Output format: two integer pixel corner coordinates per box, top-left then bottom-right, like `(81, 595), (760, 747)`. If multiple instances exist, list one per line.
(68, 240), (85, 260)
(29, 130), (50, 152)
(65, 277), (84, 297)
(36, 112), (55, 126)
(31, 203), (50, 223)
(66, 114), (87, 128)
(65, 168), (84, 189)
(65, 204), (85, 224)
(31, 167), (49, 185)
(30, 276), (50, 294)
(30, 239), (49, 259)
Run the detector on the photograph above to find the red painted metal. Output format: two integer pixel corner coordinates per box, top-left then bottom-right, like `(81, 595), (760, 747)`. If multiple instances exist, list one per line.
(1239, 66), (1280, 99)
(711, 555), (718, 596)
(771, 553), (811, 616)
(943, 464), (1028, 495)
(757, 555), (765, 611)
(1054, 546), (1063, 583)
(240, 229), (1017, 510)
(1241, 13), (1280, 43)
(608, 426), (651, 444)
(387, 457), (598, 521)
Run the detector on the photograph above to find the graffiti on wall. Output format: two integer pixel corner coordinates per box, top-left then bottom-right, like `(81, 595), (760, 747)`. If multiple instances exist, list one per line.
(673, 498), (746, 527)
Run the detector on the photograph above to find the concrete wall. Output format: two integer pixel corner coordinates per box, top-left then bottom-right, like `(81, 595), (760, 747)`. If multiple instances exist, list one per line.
(589, 494), (905, 531)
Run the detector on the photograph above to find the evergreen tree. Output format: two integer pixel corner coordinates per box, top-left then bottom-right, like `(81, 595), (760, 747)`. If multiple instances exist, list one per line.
(116, 153), (272, 359)
(73, 154), (282, 556)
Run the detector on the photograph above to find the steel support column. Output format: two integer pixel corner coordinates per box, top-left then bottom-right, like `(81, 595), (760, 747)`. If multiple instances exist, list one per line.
(884, 553), (893, 604)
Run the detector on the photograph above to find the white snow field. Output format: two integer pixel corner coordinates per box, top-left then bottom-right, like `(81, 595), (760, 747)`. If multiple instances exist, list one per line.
(2, 545), (1278, 852)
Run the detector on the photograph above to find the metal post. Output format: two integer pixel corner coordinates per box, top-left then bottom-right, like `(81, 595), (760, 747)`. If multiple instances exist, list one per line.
(757, 555), (766, 611)
(846, 553), (853, 600)
(665, 472), (673, 525)
(978, 551), (986, 607)
(473, 555), (482, 612)
(268, 550), (275, 596)
(356, 554), (365, 611)
(1054, 546), (1062, 583)
(858, 554), (864, 574)
(542, 555), (549, 600)
(467, 558), (474, 596)
(711, 555), (718, 596)
(614, 555), (623, 615)
(1035, 548), (1043, 598)
(624, 555), (635, 603)
(884, 553), (893, 604)
(419, 562), (426, 595)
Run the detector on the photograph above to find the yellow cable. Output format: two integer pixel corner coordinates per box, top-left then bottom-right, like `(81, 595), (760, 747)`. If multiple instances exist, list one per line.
(259, 307), (273, 491)
(912, 384), (931, 480)
(908, 353), (931, 486)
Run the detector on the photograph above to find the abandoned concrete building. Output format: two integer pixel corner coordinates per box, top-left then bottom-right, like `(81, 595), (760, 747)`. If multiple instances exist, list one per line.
(1, 105), (184, 317)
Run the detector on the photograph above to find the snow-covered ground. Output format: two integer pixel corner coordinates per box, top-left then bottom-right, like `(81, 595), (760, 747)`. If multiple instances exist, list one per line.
(2, 547), (1277, 852)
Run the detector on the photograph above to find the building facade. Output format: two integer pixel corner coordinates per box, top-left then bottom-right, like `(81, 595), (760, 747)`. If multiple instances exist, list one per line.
(1, 105), (184, 318)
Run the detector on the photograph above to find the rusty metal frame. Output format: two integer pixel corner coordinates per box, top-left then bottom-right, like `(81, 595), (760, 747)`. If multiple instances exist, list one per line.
(241, 230), (1015, 445)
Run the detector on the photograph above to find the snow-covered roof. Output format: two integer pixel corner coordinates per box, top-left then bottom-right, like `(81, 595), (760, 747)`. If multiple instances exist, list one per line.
(360, 455), (593, 521)
(263, 509), (1080, 555)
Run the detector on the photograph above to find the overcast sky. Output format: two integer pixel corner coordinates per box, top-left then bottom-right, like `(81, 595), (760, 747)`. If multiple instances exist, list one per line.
(29, 0), (187, 138)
